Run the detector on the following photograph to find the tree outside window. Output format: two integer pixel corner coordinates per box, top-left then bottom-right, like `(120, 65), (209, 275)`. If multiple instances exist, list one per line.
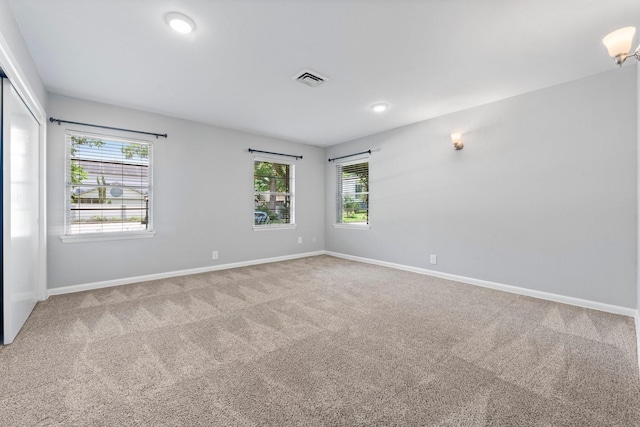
(254, 160), (294, 225)
(66, 131), (152, 235)
(336, 161), (368, 224)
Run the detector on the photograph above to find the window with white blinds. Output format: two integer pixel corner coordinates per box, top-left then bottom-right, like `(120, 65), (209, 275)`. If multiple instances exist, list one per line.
(65, 130), (153, 236)
(254, 159), (295, 226)
(336, 160), (369, 225)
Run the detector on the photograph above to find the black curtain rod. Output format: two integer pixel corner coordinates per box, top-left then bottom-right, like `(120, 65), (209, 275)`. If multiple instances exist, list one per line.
(248, 148), (302, 160)
(49, 117), (168, 139)
(328, 150), (371, 162)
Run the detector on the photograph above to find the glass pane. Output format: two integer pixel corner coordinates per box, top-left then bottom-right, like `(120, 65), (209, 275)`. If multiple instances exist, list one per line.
(341, 193), (368, 224)
(254, 161), (293, 225)
(337, 161), (368, 224)
(68, 132), (151, 234)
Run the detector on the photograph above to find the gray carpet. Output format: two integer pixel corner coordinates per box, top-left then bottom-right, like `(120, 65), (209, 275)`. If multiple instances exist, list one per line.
(1, 255), (639, 426)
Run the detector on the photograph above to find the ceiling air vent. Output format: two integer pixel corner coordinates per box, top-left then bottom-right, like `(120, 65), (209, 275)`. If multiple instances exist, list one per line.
(293, 69), (328, 87)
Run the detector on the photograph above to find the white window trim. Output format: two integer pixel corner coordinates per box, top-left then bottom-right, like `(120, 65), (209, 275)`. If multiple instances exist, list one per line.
(63, 129), (154, 242)
(253, 155), (296, 230)
(333, 223), (371, 230)
(60, 230), (155, 243)
(253, 224), (297, 231)
(334, 157), (370, 230)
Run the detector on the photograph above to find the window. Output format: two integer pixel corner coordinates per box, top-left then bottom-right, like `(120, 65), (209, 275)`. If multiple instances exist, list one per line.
(254, 159), (294, 227)
(336, 160), (369, 225)
(65, 130), (153, 238)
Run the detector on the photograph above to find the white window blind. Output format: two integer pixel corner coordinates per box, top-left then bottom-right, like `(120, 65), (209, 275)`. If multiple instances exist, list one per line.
(65, 131), (152, 235)
(336, 160), (369, 224)
(254, 159), (295, 226)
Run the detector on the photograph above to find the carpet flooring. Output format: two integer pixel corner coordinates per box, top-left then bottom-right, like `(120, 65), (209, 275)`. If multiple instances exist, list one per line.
(1, 255), (639, 426)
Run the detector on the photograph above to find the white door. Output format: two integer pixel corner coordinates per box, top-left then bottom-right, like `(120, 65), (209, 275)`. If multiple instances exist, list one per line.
(2, 79), (40, 344)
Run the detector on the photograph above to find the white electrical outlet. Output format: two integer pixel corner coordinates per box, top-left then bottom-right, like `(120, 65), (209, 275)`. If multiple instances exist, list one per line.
(430, 254), (437, 265)
(298, 237), (302, 244)
(312, 236), (317, 243)
(212, 251), (218, 260)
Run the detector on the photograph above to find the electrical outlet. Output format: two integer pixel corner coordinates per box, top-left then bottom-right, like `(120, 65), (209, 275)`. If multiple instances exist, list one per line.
(312, 236), (317, 243)
(298, 237), (302, 244)
(212, 251), (218, 260)
(430, 254), (437, 265)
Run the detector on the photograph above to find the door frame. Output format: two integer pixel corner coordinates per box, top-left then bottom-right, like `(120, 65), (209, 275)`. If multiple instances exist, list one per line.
(0, 30), (47, 301)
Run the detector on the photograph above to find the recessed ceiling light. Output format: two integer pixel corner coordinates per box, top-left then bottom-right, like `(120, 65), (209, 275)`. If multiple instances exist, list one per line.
(371, 103), (388, 113)
(165, 12), (195, 34)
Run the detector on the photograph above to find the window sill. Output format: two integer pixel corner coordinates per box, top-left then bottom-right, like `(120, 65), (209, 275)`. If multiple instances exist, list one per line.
(253, 224), (297, 231)
(60, 230), (156, 243)
(333, 223), (371, 230)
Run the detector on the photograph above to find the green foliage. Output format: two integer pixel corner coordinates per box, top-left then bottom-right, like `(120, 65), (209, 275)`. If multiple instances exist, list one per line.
(70, 135), (148, 207)
(254, 161), (290, 193)
(254, 161), (292, 224)
(89, 216), (126, 222)
(97, 174), (107, 204)
(341, 162), (368, 191)
(121, 143), (149, 159)
(70, 135), (104, 156)
(70, 135), (103, 186)
(342, 212), (368, 223)
(339, 162), (368, 224)
(342, 196), (360, 217)
(70, 161), (88, 187)
(70, 135), (104, 203)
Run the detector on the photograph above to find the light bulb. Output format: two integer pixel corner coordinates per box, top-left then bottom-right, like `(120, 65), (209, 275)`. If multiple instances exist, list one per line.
(165, 12), (195, 34)
(603, 27), (635, 58)
(371, 103), (388, 113)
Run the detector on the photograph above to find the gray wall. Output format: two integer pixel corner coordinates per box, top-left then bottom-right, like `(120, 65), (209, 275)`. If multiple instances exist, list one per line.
(47, 94), (325, 289)
(45, 68), (640, 309)
(0, 0), (47, 108)
(326, 67), (638, 308)
(4, 0), (638, 309)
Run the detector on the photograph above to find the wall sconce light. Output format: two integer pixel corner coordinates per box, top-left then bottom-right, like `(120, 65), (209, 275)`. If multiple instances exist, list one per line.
(603, 26), (639, 66)
(450, 133), (463, 150)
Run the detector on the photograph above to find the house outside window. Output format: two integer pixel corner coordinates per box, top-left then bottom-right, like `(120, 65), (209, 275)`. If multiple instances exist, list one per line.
(336, 160), (369, 226)
(254, 159), (295, 227)
(65, 130), (153, 238)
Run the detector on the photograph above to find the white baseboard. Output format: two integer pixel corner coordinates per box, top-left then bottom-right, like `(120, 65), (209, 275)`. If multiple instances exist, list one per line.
(46, 249), (640, 371)
(326, 251), (639, 318)
(51, 249), (638, 319)
(47, 251), (326, 296)
(328, 251), (640, 374)
(635, 312), (640, 374)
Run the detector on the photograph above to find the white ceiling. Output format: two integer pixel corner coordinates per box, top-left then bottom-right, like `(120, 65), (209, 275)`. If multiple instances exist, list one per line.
(8, 0), (640, 147)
